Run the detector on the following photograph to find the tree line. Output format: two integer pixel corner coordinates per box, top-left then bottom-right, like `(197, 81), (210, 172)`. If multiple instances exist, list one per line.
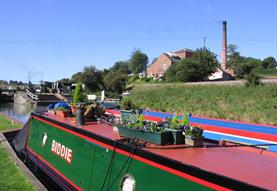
(165, 45), (277, 82)
(227, 44), (277, 78)
(57, 49), (149, 96)
(57, 45), (277, 95)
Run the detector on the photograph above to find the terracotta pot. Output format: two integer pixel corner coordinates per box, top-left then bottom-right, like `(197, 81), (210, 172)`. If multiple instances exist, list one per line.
(71, 106), (77, 114)
(185, 136), (204, 146)
(55, 110), (69, 118)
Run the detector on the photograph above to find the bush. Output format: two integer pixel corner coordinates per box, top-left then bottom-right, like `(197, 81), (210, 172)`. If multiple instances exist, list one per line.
(120, 97), (137, 110)
(165, 48), (218, 82)
(104, 70), (127, 94)
(245, 72), (262, 87)
(235, 58), (262, 78)
(262, 57), (277, 69)
(73, 83), (84, 103)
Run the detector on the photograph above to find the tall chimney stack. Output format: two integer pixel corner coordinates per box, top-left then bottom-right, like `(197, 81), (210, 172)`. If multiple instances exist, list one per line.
(221, 21), (227, 71)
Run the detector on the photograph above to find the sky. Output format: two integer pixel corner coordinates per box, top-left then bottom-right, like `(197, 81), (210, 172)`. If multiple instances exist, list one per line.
(0, 0), (276, 83)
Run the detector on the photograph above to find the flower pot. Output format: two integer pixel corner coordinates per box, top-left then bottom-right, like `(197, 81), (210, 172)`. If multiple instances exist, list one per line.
(117, 126), (170, 145)
(71, 106), (77, 114)
(48, 109), (55, 115)
(185, 136), (204, 146)
(165, 128), (185, 144)
(55, 110), (69, 118)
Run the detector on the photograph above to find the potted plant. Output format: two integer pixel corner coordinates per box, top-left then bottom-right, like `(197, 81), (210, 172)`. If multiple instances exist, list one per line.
(47, 103), (56, 114)
(116, 113), (170, 145)
(71, 83), (85, 114)
(183, 125), (204, 146)
(55, 107), (70, 118)
(163, 113), (189, 144)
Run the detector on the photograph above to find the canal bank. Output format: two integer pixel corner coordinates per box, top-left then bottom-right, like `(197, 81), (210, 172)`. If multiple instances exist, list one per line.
(0, 113), (44, 191)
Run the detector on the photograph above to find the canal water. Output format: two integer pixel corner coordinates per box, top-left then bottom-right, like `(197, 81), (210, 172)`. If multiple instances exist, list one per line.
(0, 103), (46, 124)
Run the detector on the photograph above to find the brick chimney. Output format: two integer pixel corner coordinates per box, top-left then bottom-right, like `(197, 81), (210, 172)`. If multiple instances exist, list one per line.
(221, 21), (227, 70)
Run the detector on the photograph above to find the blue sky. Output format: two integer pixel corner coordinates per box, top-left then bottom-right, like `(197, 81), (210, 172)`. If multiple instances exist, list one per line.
(0, 0), (276, 83)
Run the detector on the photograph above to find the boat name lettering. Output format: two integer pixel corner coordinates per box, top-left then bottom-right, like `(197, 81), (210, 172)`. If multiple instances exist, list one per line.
(51, 140), (72, 163)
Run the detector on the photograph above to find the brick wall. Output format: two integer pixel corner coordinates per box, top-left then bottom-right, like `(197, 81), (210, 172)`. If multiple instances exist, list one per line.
(147, 49), (194, 77)
(147, 54), (172, 77)
(175, 50), (193, 59)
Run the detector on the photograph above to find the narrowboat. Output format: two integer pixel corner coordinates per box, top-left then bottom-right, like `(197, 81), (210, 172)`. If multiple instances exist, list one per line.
(12, 111), (277, 191)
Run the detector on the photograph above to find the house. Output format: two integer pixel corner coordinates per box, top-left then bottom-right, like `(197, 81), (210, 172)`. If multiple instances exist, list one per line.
(147, 49), (194, 78)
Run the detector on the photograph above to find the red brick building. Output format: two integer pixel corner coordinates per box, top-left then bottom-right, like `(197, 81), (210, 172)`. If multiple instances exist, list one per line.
(147, 49), (194, 77)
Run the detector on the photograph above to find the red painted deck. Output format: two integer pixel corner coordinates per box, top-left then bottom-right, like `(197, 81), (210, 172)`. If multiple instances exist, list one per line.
(45, 113), (277, 190)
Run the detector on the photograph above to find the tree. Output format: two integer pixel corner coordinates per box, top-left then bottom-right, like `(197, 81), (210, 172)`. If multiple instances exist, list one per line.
(235, 57), (262, 78)
(128, 49), (149, 74)
(57, 78), (71, 84)
(110, 61), (130, 74)
(0, 80), (8, 85)
(81, 66), (104, 92)
(227, 44), (242, 69)
(262, 57), (277, 69)
(227, 44), (264, 78)
(165, 48), (218, 82)
(71, 72), (82, 83)
(104, 69), (128, 94)
(73, 83), (84, 103)
(9, 80), (19, 85)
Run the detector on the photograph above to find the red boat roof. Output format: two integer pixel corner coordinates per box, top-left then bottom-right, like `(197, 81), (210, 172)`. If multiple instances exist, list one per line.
(43, 113), (277, 190)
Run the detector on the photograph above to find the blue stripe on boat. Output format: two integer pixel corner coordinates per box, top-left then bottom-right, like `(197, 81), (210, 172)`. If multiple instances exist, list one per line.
(142, 111), (277, 135)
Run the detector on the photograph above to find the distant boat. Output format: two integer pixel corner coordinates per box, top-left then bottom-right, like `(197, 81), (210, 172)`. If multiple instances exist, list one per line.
(122, 91), (131, 96)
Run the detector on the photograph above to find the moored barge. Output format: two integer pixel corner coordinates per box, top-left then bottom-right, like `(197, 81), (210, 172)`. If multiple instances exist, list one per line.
(12, 112), (277, 191)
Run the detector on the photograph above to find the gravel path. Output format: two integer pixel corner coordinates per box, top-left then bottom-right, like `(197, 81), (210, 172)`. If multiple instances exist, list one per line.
(185, 78), (277, 86)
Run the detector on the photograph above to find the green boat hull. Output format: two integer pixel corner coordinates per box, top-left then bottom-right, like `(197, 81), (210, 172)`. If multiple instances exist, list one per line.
(21, 114), (263, 191)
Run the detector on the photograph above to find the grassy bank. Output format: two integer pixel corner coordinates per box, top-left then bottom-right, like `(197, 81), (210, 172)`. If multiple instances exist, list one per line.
(0, 115), (22, 131)
(257, 68), (277, 78)
(0, 114), (34, 191)
(129, 84), (277, 125)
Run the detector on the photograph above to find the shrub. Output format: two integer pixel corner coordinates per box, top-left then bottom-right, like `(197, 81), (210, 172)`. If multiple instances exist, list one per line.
(120, 97), (137, 110)
(73, 83), (84, 103)
(165, 48), (218, 82)
(245, 72), (262, 87)
(104, 70), (127, 94)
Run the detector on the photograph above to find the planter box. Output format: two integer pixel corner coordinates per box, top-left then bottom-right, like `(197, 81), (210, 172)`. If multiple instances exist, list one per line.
(55, 110), (69, 118)
(185, 136), (204, 146)
(117, 126), (170, 145)
(165, 128), (185, 144)
(120, 110), (133, 121)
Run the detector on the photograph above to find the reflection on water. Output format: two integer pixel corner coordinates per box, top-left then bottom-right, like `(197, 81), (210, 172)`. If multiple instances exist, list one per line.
(0, 103), (46, 124)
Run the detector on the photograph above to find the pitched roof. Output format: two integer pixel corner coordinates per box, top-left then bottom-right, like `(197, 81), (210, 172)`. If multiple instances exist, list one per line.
(174, 48), (194, 53)
(163, 53), (174, 62)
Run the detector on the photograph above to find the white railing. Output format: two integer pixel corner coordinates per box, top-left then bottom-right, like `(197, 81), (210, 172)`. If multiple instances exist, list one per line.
(54, 93), (67, 102)
(26, 89), (39, 101)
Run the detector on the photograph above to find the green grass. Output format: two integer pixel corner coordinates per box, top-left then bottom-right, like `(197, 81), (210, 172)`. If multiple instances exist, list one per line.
(256, 68), (277, 78)
(0, 114), (34, 191)
(0, 115), (22, 132)
(0, 145), (34, 191)
(129, 84), (277, 125)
